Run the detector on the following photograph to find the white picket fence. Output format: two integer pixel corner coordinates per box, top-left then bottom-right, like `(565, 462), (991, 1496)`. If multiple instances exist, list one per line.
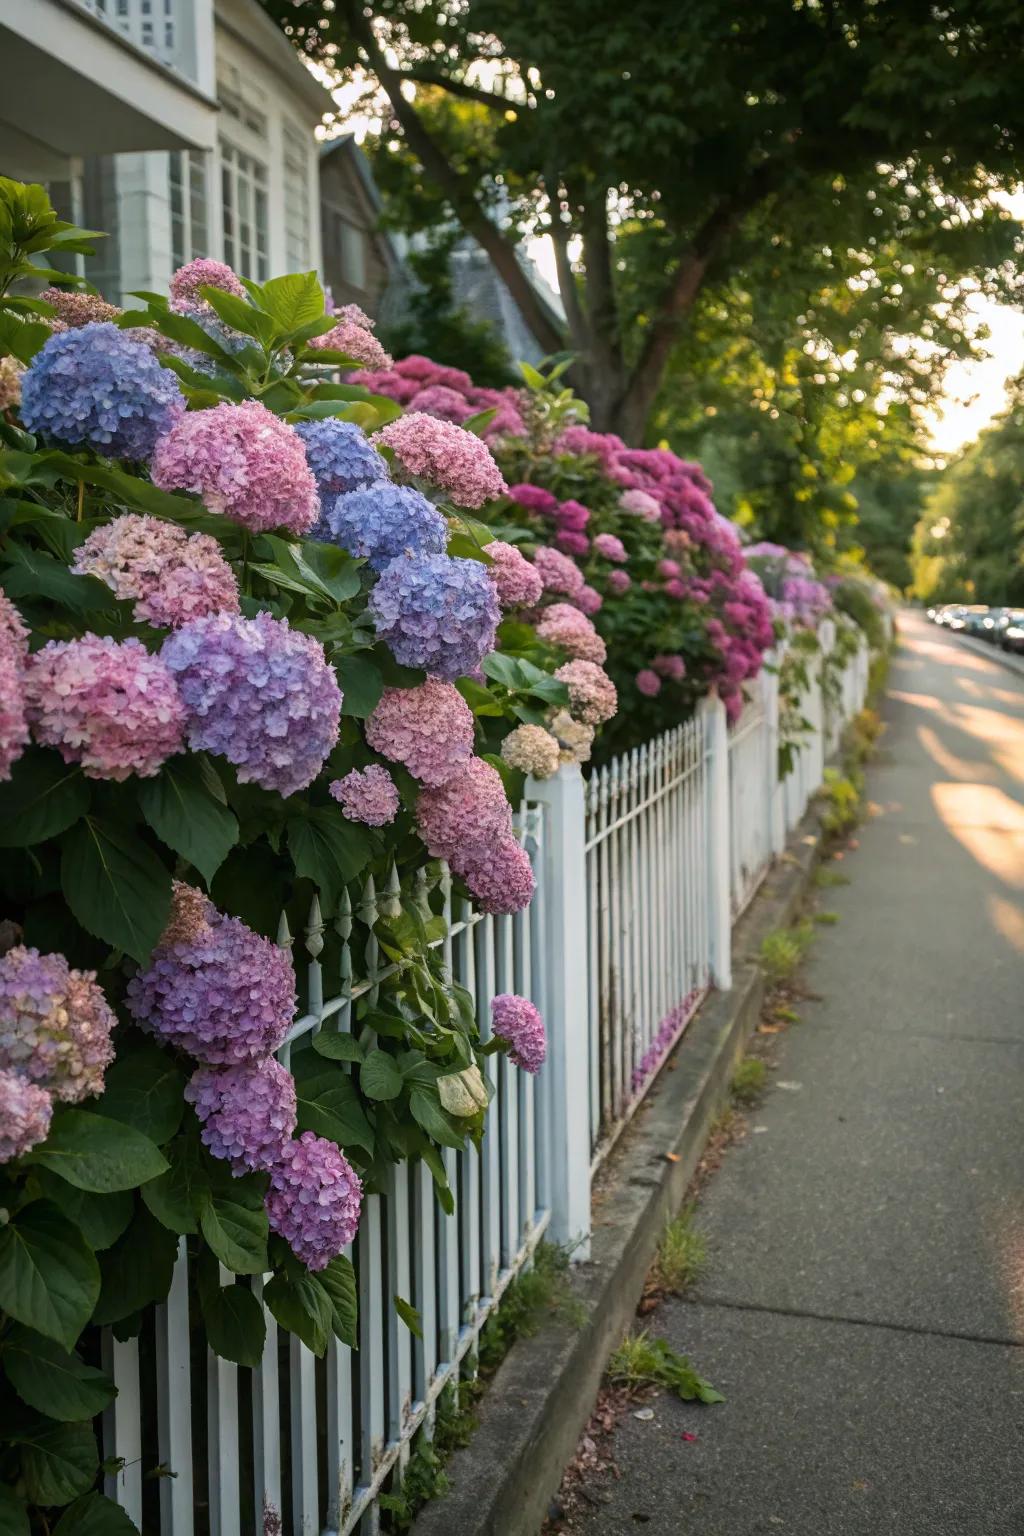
(102, 632), (870, 1535)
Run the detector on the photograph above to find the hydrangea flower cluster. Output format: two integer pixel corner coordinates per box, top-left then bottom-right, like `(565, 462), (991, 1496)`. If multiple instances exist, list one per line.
(533, 546), (586, 599)
(357, 354), (527, 439)
(309, 316), (392, 369)
(40, 287), (121, 327)
(25, 634), (186, 779)
(619, 489), (662, 522)
(549, 708), (595, 765)
(636, 668), (662, 697)
(0, 354), (23, 411)
(295, 418), (385, 514)
(152, 400), (319, 535)
(508, 484), (558, 516)
(264, 1130), (363, 1270)
(485, 540), (544, 610)
(592, 532), (627, 563)
(652, 654), (686, 682)
(365, 681), (475, 786)
(73, 513), (239, 628)
(170, 258), (247, 308)
(0, 1068), (53, 1163)
(127, 890), (295, 1064)
(416, 759), (535, 914)
(372, 413), (507, 509)
(161, 611), (341, 796)
(606, 569), (631, 596)
(490, 994), (546, 1074)
(554, 661), (618, 725)
(745, 543), (832, 628)
(330, 764), (400, 826)
(327, 483), (448, 571)
(21, 323), (184, 459)
(0, 592), (29, 781)
(0, 945), (117, 1103)
(368, 553), (499, 681)
(535, 603), (608, 664)
(185, 1058), (297, 1175)
(500, 723), (561, 779)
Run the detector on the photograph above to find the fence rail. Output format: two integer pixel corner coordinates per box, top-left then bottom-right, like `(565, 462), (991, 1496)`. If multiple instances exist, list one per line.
(103, 632), (871, 1534)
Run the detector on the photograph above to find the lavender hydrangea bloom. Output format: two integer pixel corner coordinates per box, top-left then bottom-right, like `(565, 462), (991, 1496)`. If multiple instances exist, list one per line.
(0, 946), (116, 1102)
(330, 765), (400, 826)
(327, 484), (448, 572)
(0, 1069), (52, 1163)
(296, 419), (387, 528)
(20, 322), (183, 459)
(490, 993), (546, 1073)
(265, 1131), (363, 1270)
(161, 611), (342, 796)
(185, 1058), (297, 1175)
(127, 907), (295, 1065)
(369, 553), (499, 681)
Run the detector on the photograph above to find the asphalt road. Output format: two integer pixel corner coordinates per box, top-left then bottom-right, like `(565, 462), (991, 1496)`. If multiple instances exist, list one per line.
(573, 612), (1024, 1535)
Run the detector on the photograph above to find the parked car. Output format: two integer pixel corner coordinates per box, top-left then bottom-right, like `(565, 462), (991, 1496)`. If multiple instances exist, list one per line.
(1000, 611), (1024, 654)
(962, 605), (995, 637)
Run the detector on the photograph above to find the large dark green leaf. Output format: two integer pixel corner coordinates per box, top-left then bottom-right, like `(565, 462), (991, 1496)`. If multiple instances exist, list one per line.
(30, 1173), (133, 1252)
(17, 1418), (98, 1508)
(139, 755), (238, 885)
(1, 545), (114, 612)
(258, 271), (325, 333)
(53, 1493), (142, 1534)
(409, 1088), (466, 1149)
(0, 1202), (99, 1350)
(336, 655), (384, 718)
(317, 1254), (357, 1347)
(93, 1205), (178, 1325)
(26, 1109), (168, 1193)
(0, 751), (89, 847)
(199, 1277), (267, 1367)
(287, 810), (372, 908)
(292, 1060), (375, 1154)
(201, 286), (275, 345)
(359, 1049), (403, 1102)
(60, 817), (172, 963)
(199, 1192), (269, 1276)
(0, 1486), (29, 1536)
(3, 1325), (116, 1420)
(139, 1125), (208, 1235)
(95, 1038), (186, 1145)
(263, 1271), (332, 1357)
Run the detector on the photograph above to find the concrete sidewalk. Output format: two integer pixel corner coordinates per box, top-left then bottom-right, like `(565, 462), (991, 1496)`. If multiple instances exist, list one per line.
(572, 612), (1024, 1535)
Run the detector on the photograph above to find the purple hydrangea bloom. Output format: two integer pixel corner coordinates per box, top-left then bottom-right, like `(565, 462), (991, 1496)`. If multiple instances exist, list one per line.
(330, 764), (400, 826)
(20, 322), (184, 459)
(161, 611), (342, 796)
(265, 1131), (363, 1270)
(0, 1069), (52, 1163)
(369, 553), (499, 681)
(296, 419), (387, 524)
(185, 1058), (297, 1175)
(327, 484), (448, 572)
(490, 993), (546, 1073)
(0, 945), (116, 1103)
(127, 905), (295, 1065)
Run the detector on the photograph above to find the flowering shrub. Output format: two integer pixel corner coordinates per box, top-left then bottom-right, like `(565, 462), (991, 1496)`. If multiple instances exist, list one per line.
(0, 181), (610, 1530)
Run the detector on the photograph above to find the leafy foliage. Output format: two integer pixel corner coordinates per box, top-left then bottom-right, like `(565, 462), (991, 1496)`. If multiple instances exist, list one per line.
(608, 1330), (724, 1405)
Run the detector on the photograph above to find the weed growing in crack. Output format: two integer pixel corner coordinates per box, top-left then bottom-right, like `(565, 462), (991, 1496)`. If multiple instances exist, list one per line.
(652, 1205), (707, 1296)
(609, 1330), (724, 1404)
(731, 1056), (768, 1105)
(759, 919), (814, 982)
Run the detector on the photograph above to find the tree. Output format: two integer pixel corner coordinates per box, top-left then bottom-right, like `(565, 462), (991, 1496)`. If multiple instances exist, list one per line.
(266, 0), (1023, 438)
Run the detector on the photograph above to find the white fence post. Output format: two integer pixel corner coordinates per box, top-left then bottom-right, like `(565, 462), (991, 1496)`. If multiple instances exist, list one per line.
(699, 696), (732, 991)
(527, 762), (592, 1260)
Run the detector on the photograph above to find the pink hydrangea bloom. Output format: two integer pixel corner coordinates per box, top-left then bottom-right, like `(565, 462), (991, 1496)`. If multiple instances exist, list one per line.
(408, 384), (475, 424)
(365, 681), (475, 787)
(485, 540), (544, 610)
(0, 592), (29, 781)
(0, 946), (116, 1103)
(152, 400), (319, 535)
(556, 499), (590, 532)
(536, 603), (608, 664)
(509, 483), (558, 516)
(606, 570), (631, 595)
(186, 1058), (297, 1175)
(556, 530), (590, 557)
(575, 584), (603, 615)
(330, 765), (400, 826)
(461, 837), (535, 915)
(73, 513), (239, 628)
(491, 994), (546, 1073)
(554, 660), (618, 725)
(652, 654), (686, 682)
(372, 413), (507, 509)
(25, 634), (185, 780)
(170, 258), (246, 308)
(619, 489), (662, 522)
(0, 1069), (53, 1162)
(533, 546), (585, 598)
(265, 1131), (363, 1270)
(636, 669), (662, 697)
(658, 559), (682, 579)
(416, 758), (514, 864)
(309, 319), (392, 369)
(40, 287), (120, 327)
(592, 533), (627, 563)
(500, 724), (560, 780)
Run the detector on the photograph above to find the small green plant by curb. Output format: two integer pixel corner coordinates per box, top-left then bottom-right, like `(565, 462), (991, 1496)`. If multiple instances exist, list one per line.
(653, 1206), (707, 1296)
(609, 1331), (724, 1404)
(818, 766), (863, 836)
(479, 1240), (584, 1372)
(814, 910), (840, 925)
(814, 866), (851, 888)
(731, 1056), (768, 1105)
(773, 1005), (801, 1024)
(759, 919), (814, 982)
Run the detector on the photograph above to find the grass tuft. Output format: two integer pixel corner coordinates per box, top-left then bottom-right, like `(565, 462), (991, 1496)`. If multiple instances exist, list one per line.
(731, 1056), (768, 1104)
(814, 910), (840, 925)
(814, 865), (850, 888)
(652, 1205), (707, 1295)
(609, 1330), (724, 1404)
(758, 919), (814, 982)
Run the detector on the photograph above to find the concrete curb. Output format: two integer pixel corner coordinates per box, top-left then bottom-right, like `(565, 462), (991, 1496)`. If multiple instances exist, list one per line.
(412, 826), (822, 1536)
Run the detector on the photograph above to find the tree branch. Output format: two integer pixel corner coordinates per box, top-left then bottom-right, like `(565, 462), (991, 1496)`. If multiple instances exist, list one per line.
(341, 0), (565, 357)
(397, 67), (514, 110)
(543, 173), (589, 357)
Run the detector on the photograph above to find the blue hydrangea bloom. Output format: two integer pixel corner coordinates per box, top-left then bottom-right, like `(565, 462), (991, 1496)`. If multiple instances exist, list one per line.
(327, 483), (448, 572)
(296, 418), (387, 513)
(21, 322), (184, 459)
(368, 552), (499, 680)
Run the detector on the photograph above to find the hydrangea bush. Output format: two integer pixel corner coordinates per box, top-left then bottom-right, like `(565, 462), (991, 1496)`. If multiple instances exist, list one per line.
(0, 181), (606, 1530)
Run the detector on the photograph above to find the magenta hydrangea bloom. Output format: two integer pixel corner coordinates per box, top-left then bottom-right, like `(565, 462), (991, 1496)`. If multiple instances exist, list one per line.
(554, 660), (618, 725)
(606, 570), (631, 596)
(73, 513), (239, 628)
(365, 680), (475, 787)
(485, 541), (544, 610)
(0, 592), (29, 782)
(636, 668), (662, 697)
(508, 483), (558, 516)
(0, 946), (116, 1103)
(151, 400), (319, 536)
(309, 318), (392, 369)
(652, 654), (686, 681)
(592, 532), (627, 563)
(265, 1130), (363, 1270)
(127, 900), (295, 1065)
(161, 611), (341, 796)
(491, 994), (546, 1073)
(0, 1069), (53, 1163)
(185, 1058), (297, 1175)
(463, 838), (535, 915)
(407, 384), (475, 424)
(556, 529), (590, 557)
(533, 546), (585, 599)
(25, 634), (185, 780)
(556, 499), (590, 533)
(330, 764), (400, 826)
(368, 553), (499, 681)
(576, 585), (603, 615)
(373, 413), (507, 509)
(170, 258), (246, 308)
(536, 603), (607, 664)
